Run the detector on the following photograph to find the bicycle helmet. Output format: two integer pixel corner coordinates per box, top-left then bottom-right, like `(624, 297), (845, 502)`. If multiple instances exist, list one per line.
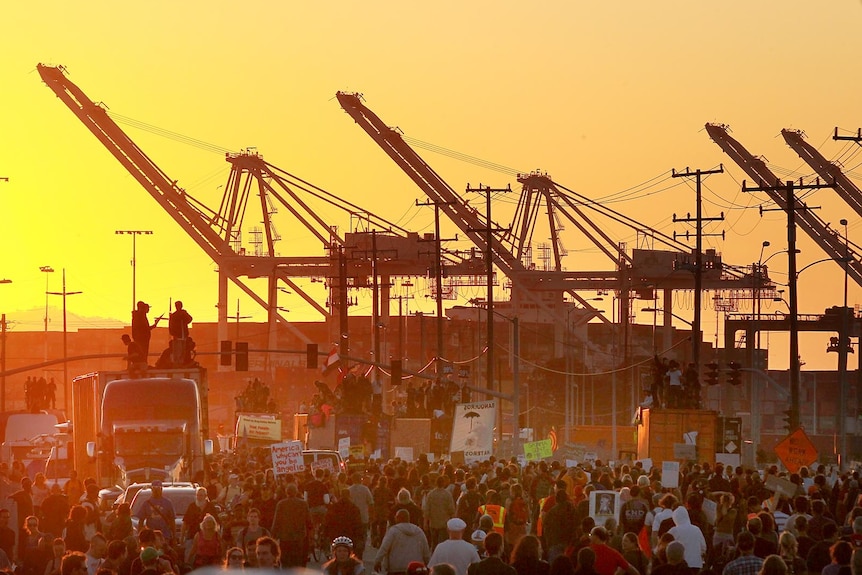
(332, 536), (353, 551)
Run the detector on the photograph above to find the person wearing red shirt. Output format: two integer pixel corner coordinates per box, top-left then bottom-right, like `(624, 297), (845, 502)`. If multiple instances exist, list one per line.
(588, 527), (639, 575)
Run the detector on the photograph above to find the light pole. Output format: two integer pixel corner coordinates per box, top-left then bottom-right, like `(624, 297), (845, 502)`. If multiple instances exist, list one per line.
(839, 218), (850, 469)
(47, 269), (82, 416)
(115, 230), (153, 313)
(40, 266), (54, 365)
(1, 279), (11, 412)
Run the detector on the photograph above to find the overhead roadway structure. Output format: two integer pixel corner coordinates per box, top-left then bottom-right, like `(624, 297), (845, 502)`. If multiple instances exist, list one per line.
(37, 64), (487, 363)
(706, 123), (862, 287)
(337, 92), (769, 356)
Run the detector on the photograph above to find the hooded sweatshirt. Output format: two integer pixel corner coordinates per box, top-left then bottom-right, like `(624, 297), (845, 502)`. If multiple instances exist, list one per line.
(667, 507), (707, 569)
(375, 521), (431, 573)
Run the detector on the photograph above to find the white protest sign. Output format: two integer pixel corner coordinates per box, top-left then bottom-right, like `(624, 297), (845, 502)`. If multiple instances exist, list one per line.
(661, 460), (680, 489)
(637, 458), (653, 472)
(271, 440), (305, 476)
(395, 446), (414, 462)
(338, 436), (351, 459)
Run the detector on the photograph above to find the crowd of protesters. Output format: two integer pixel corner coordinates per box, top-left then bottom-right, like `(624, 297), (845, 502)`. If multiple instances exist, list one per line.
(4, 443), (862, 575)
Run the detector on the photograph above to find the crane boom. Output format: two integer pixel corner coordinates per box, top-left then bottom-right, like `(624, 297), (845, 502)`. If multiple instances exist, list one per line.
(705, 123), (862, 287)
(336, 92), (526, 279)
(781, 129), (862, 219)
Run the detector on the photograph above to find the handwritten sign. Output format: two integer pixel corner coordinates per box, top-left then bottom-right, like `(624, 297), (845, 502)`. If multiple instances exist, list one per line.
(523, 439), (553, 461)
(311, 457), (335, 474)
(271, 440), (305, 476)
(349, 444), (365, 460)
(765, 475), (797, 499)
(395, 446), (414, 461)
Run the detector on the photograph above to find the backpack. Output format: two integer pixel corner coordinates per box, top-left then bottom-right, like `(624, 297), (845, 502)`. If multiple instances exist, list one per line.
(658, 516), (676, 537)
(509, 496), (529, 526)
(534, 475), (552, 500)
(458, 490), (483, 522)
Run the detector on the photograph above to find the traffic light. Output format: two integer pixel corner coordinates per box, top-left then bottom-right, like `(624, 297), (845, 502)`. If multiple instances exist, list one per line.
(727, 361), (742, 386)
(220, 340), (232, 366)
(306, 343), (319, 369)
(236, 342), (249, 371)
(782, 409), (794, 433)
(705, 362), (720, 386)
(391, 359), (402, 385)
(827, 336), (840, 353)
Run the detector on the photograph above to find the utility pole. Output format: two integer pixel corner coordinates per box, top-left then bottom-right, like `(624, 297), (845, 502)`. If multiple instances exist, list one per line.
(47, 269), (82, 415)
(743, 179), (829, 430)
(115, 230), (153, 312)
(416, 199), (457, 383)
(230, 299), (252, 341)
(465, 184), (511, 394)
(1, 313), (7, 412)
(672, 165), (724, 370)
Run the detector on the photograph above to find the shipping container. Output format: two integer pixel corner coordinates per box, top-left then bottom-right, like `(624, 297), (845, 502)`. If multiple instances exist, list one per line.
(636, 408), (717, 465)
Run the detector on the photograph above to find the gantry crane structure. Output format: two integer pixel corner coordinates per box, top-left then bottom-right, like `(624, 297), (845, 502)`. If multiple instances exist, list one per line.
(706, 123), (862, 287)
(337, 92), (769, 359)
(37, 64), (488, 365)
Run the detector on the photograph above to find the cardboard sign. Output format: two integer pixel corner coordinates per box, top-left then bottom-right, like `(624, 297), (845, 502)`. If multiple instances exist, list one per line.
(338, 437), (351, 459)
(765, 475), (797, 499)
(774, 428), (818, 473)
(450, 451), (465, 466)
(523, 439), (554, 461)
(702, 498), (717, 525)
(661, 461), (680, 489)
(271, 440), (305, 476)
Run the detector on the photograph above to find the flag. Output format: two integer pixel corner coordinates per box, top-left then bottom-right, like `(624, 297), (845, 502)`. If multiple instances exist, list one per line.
(548, 426), (558, 453)
(322, 345), (340, 375)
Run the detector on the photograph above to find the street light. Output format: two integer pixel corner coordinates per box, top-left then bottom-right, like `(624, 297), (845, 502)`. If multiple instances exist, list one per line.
(0, 279), (10, 412)
(47, 269), (82, 416)
(39, 266), (54, 365)
(115, 230), (153, 313)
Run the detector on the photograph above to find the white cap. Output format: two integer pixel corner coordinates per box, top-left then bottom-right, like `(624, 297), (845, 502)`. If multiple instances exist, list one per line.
(447, 517), (467, 531)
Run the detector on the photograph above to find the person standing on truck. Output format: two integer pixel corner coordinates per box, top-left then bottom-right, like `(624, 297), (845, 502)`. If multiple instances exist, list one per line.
(168, 301), (192, 366)
(121, 335), (147, 375)
(132, 301), (162, 361)
(137, 481), (176, 545)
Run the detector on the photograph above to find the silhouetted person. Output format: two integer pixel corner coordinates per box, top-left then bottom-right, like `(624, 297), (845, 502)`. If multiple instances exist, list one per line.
(121, 335), (147, 376)
(168, 301), (192, 365)
(131, 301), (162, 360)
(47, 378), (57, 410)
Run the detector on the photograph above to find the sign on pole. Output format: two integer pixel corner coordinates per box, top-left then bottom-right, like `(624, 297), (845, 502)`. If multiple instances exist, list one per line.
(774, 428), (818, 474)
(271, 440), (305, 476)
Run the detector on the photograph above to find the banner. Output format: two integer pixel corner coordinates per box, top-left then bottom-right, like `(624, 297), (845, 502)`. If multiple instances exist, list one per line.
(236, 415), (281, 442)
(450, 400), (496, 463)
(271, 440), (305, 476)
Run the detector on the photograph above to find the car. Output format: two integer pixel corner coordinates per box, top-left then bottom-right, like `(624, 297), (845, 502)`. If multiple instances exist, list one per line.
(129, 485), (197, 541)
(302, 449), (345, 473)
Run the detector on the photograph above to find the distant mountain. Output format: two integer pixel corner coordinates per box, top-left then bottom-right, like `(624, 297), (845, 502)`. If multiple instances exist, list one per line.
(3, 307), (126, 332)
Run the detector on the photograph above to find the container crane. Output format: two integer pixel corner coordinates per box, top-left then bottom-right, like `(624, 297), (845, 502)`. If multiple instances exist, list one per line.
(706, 123), (862, 287)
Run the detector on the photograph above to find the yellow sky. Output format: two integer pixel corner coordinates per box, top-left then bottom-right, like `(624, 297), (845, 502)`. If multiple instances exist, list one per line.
(1, 1), (861, 370)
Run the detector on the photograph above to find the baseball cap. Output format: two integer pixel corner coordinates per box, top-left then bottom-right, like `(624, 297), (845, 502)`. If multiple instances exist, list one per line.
(407, 562), (429, 575)
(140, 547), (162, 563)
(471, 529), (487, 543)
(447, 517), (467, 531)
(151, 480), (163, 488)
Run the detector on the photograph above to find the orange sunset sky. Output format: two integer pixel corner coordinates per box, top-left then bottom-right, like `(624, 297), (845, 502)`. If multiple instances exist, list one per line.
(1, 1), (861, 371)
